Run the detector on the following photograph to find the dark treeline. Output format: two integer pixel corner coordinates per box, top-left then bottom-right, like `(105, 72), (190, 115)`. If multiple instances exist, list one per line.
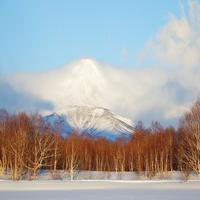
(0, 99), (200, 180)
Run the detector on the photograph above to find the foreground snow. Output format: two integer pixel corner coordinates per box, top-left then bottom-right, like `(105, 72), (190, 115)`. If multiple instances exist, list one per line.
(0, 180), (200, 200)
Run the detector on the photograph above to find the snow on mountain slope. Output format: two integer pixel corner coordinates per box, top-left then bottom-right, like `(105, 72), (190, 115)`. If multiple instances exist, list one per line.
(44, 113), (73, 134)
(44, 106), (134, 140)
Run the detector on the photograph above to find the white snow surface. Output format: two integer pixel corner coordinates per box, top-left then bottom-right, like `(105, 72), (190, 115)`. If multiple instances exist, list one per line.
(0, 180), (200, 200)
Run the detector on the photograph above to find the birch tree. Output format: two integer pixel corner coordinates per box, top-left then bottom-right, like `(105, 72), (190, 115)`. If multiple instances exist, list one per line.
(180, 99), (200, 175)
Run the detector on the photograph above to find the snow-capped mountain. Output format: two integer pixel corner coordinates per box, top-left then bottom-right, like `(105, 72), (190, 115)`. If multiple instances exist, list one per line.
(44, 106), (134, 140)
(42, 59), (134, 140)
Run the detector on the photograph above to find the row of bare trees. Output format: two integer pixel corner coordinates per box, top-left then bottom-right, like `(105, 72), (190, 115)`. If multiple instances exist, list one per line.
(0, 98), (200, 180)
(0, 111), (56, 180)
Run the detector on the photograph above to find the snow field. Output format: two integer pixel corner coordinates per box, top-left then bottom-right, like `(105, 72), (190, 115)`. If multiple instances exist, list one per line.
(0, 180), (200, 200)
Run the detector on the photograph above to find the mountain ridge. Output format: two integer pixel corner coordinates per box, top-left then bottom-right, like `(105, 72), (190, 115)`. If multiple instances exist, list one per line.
(44, 105), (134, 140)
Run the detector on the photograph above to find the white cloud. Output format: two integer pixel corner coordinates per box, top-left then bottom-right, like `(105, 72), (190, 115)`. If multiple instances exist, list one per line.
(1, 58), (171, 126)
(137, 0), (200, 122)
(140, 0), (200, 69)
(2, 59), (168, 124)
(1, 0), (200, 126)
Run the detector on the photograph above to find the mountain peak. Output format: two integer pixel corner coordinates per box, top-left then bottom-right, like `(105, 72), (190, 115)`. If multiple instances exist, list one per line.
(72, 58), (101, 75)
(58, 58), (107, 107)
(78, 58), (97, 65)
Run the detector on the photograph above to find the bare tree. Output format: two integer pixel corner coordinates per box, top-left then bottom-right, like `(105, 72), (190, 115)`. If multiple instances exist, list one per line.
(180, 98), (200, 175)
(23, 115), (55, 180)
(9, 113), (30, 180)
(0, 109), (9, 176)
(26, 132), (55, 179)
(64, 133), (80, 180)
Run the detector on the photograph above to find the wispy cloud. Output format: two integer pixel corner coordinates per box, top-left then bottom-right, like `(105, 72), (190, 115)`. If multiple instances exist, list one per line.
(137, 0), (200, 122)
(140, 0), (200, 68)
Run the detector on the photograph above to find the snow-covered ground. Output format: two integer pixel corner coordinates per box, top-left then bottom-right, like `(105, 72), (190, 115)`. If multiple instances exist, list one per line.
(0, 180), (200, 200)
(18, 170), (200, 181)
(1, 170), (200, 181)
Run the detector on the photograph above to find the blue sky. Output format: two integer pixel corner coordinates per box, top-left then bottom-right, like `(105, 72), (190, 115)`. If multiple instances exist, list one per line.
(0, 0), (188, 74)
(1, 0), (200, 125)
